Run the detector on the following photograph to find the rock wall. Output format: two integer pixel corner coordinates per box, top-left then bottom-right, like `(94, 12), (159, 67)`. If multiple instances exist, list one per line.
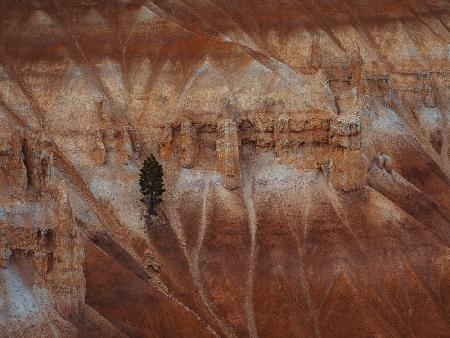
(0, 181), (86, 320)
(0, 1), (449, 337)
(158, 109), (368, 191)
(0, 137), (96, 337)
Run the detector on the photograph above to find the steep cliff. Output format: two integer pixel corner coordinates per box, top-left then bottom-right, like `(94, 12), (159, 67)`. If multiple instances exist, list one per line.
(0, 1), (449, 337)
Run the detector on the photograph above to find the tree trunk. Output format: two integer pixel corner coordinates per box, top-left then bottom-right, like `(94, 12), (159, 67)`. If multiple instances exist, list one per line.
(150, 191), (154, 214)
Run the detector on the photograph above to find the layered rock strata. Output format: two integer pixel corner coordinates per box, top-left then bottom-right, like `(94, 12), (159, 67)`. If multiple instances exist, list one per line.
(0, 1), (449, 337)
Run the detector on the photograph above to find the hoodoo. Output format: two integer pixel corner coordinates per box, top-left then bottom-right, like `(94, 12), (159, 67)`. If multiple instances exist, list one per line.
(0, 1), (449, 337)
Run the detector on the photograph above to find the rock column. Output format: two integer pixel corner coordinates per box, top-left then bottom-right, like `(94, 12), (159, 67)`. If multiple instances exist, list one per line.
(423, 75), (436, 109)
(33, 227), (53, 276)
(51, 182), (86, 319)
(160, 124), (173, 160)
(216, 119), (241, 190)
(117, 126), (134, 164)
(1, 131), (27, 196)
(330, 115), (367, 191)
(0, 227), (11, 269)
(179, 120), (197, 168)
(40, 137), (54, 189)
(274, 114), (291, 158)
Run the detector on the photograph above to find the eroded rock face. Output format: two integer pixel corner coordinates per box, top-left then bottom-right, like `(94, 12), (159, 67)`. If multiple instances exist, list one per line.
(2, 143), (27, 197)
(0, 180), (84, 336)
(216, 119), (241, 190)
(179, 120), (198, 169)
(0, 1), (449, 337)
(274, 114), (291, 158)
(329, 114), (367, 191)
(0, 228), (11, 269)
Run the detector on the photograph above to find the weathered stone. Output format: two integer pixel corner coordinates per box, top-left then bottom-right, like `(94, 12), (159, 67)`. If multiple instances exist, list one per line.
(33, 251), (50, 276)
(329, 112), (366, 191)
(329, 115), (362, 150)
(179, 120), (197, 168)
(15, 132), (56, 191)
(40, 136), (54, 189)
(117, 126), (134, 164)
(0, 2), (449, 337)
(52, 181), (86, 319)
(160, 124), (173, 160)
(103, 129), (117, 162)
(150, 263), (161, 272)
(375, 155), (385, 169)
(22, 132), (42, 188)
(1, 131), (27, 196)
(92, 130), (107, 164)
(331, 148), (367, 191)
(216, 119), (241, 190)
(310, 34), (322, 72)
(255, 132), (274, 149)
(290, 114), (330, 132)
(0, 227), (11, 269)
(423, 79), (436, 109)
(274, 114), (291, 157)
(350, 47), (368, 96)
(382, 155), (393, 173)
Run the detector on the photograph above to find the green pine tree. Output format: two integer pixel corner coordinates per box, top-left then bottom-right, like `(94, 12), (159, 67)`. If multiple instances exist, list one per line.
(139, 154), (165, 214)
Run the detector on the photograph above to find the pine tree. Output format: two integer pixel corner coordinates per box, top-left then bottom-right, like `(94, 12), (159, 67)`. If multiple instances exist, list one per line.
(139, 154), (165, 214)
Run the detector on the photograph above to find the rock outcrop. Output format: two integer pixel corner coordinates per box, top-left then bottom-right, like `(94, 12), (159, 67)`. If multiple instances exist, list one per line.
(0, 181), (85, 318)
(274, 114), (291, 158)
(0, 227), (11, 269)
(330, 114), (367, 191)
(178, 120), (197, 169)
(0, 130), (27, 197)
(216, 119), (241, 190)
(0, 1), (449, 337)
(51, 182), (86, 319)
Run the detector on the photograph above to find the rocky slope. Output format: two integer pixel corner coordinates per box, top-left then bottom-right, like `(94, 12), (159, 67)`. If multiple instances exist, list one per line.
(0, 0), (449, 337)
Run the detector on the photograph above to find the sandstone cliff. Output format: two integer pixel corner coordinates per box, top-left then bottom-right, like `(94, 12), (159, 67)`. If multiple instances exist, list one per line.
(0, 1), (449, 337)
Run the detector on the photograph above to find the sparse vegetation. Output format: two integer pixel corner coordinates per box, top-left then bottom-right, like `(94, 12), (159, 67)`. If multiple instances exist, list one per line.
(139, 154), (165, 215)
